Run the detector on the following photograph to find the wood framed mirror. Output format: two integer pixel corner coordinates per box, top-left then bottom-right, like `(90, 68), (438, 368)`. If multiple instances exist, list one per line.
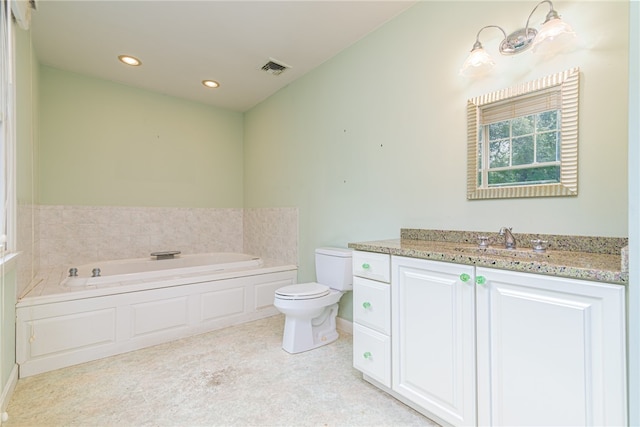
(467, 68), (580, 199)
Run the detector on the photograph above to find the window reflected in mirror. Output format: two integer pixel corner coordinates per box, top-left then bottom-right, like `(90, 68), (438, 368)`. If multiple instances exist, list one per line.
(467, 68), (579, 199)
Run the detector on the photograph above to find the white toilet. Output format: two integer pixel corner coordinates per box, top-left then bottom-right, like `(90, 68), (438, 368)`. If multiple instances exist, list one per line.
(274, 247), (353, 354)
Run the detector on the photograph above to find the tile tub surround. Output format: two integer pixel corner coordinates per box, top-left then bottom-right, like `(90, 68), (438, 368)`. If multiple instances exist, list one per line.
(36, 205), (298, 272)
(38, 205), (244, 269)
(349, 229), (628, 285)
(243, 207), (298, 266)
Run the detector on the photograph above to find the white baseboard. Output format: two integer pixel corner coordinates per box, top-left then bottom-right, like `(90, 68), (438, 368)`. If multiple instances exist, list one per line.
(0, 364), (18, 425)
(336, 317), (353, 335)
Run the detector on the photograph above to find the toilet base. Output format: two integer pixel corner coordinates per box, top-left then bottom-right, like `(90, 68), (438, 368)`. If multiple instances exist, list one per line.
(281, 303), (340, 353)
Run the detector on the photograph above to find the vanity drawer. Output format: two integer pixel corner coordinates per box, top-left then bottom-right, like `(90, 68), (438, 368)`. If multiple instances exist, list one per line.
(353, 276), (390, 335)
(353, 251), (390, 283)
(353, 323), (391, 388)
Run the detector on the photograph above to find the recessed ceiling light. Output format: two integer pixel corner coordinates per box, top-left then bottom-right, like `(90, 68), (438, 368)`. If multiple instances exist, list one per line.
(118, 55), (142, 66)
(202, 80), (220, 89)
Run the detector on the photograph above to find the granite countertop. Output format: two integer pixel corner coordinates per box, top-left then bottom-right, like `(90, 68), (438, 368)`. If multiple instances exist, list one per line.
(348, 229), (628, 285)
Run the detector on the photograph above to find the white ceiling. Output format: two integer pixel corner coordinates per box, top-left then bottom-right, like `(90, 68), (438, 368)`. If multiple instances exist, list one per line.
(30, 1), (416, 112)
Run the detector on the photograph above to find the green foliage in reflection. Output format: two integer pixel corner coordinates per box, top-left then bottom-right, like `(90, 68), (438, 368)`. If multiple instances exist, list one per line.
(488, 166), (560, 186)
(512, 136), (534, 165)
(512, 115), (534, 136)
(489, 121), (509, 140)
(537, 110), (558, 131)
(537, 131), (559, 162)
(489, 140), (510, 168)
(480, 109), (561, 187)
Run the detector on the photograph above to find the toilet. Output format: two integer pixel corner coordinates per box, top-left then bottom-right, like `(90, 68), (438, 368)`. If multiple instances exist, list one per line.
(274, 247), (353, 353)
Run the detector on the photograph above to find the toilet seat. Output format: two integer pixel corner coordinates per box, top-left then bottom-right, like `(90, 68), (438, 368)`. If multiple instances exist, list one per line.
(275, 283), (330, 300)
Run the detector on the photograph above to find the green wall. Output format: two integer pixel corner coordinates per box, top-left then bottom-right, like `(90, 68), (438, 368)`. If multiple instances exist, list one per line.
(11, 1), (636, 420)
(243, 1), (629, 316)
(32, 1), (630, 320)
(39, 66), (244, 208)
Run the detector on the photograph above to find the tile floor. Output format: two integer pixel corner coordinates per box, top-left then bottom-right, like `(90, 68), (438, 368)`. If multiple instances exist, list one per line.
(4, 315), (438, 426)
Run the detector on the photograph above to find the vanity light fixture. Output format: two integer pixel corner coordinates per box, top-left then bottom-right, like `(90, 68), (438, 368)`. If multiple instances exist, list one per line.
(460, 0), (576, 77)
(202, 80), (220, 89)
(118, 55), (142, 66)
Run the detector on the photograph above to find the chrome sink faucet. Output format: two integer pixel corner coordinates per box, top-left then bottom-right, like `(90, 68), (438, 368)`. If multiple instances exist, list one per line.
(499, 227), (516, 249)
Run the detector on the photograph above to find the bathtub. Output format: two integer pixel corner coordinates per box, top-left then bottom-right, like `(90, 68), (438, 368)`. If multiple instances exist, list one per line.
(16, 253), (297, 377)
(62, 252), (265, 287)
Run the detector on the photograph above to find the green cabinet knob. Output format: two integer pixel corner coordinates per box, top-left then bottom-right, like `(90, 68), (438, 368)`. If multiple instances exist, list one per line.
(459, 273), (471, 282)
(476, 275), (486, 285)
(362, 301), (371, 309)
(363, 351), (372, 359)
(362, 263), (370, 269)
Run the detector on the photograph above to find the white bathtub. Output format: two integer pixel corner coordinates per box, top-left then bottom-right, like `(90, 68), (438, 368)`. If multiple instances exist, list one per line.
(62, 252), (264, 287)
(17, 253), (297, 377)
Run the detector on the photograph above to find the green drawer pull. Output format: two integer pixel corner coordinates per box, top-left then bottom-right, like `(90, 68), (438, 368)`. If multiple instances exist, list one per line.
(362, 263), (370, 269)
(459, 273), (471, 282)
(476, 276), (486, 285)
(363, 352), (372, 359)
(362, 301), (371, 309)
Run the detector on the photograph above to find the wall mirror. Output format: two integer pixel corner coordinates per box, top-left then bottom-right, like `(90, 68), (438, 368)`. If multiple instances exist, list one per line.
(467, 67), (580, 200)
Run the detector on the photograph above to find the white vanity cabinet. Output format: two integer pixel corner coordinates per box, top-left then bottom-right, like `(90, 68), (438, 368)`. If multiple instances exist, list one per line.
(352, 250), (627, 427)
(352, 251), (391, 387)
(475, 267), (627, 426)
(392, 256), (477, 426)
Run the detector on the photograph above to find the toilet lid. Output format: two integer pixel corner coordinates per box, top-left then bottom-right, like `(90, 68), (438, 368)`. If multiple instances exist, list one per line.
(275, 283), (330, 300)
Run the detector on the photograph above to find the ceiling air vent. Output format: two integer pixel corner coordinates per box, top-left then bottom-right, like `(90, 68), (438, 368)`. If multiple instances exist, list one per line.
(260, 59), (291, 76)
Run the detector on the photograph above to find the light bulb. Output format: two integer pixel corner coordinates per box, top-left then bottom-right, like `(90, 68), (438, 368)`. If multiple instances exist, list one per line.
(531, 17), (576, 56)
(460, 46), (495, 77)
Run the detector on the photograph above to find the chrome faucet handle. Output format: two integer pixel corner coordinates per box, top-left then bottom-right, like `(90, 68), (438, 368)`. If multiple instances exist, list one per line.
(531, 239), (548, 253)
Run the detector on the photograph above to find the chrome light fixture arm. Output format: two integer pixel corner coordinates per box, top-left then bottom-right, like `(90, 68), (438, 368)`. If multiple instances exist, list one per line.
(459, 25), (508, 77)
(471, 25), (507, 52)
(461, 0), (575, 77)
(525, 0), (559, 30)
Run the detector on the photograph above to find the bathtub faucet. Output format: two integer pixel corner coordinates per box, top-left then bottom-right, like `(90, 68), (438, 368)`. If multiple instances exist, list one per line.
(151, 250), (181, 260)
(68, 268), (78, 277)
(92, 268), (101, 277)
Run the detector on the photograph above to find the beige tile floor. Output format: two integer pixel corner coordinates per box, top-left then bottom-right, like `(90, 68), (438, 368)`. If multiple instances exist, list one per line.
(4, 315), (438, 426)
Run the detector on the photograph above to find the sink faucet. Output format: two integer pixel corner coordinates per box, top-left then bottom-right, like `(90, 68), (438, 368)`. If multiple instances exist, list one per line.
(499, 227), (516, 249)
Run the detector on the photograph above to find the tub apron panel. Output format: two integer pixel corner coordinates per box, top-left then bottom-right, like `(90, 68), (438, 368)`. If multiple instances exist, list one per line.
(17, 256), (297, 377)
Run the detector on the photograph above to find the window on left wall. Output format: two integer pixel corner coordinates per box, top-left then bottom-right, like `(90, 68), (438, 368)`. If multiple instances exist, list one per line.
(0, 0), (16, 254)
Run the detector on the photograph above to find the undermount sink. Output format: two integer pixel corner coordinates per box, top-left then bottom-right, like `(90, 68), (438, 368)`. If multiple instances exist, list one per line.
(453, 245), (551, 259)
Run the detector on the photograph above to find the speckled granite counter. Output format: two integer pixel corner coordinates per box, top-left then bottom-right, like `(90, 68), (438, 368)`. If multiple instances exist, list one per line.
(348, 229), (628, 285)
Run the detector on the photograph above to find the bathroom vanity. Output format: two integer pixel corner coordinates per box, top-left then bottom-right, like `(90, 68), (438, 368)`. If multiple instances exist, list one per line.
(350, 229), (628, 427)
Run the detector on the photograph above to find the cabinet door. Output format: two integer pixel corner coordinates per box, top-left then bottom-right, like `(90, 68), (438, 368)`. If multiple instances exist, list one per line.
(392, 256), (476, 426)
(476, 267), (627, 426)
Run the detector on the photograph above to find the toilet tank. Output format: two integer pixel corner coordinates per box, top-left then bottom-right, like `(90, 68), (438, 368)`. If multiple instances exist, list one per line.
(315, 247), (353, 291)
